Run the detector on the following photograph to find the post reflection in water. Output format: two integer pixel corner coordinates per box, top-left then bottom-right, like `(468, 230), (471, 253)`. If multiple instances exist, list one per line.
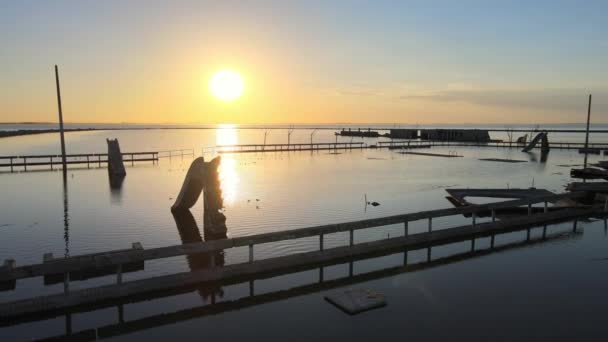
(172, 155), (228, 303)
(524, 150), (549, 172)
(540, 150), (549, 163)
(62, 171), (70, 258)
(26, 223), (583, 341)
(108, 172), (125, 205)
(172, 210), (226, 302)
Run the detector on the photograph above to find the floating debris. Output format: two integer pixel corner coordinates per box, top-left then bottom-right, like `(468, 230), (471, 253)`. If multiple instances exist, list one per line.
(578, 148), (602, 155)
(364, 194), (380, 207)
(478, 158), (527, 163)
(570, 167), (608, 179)
(593, 160), (608, 170)
(325, 288), (386, 315)
(566, 182), (608, 193)
(398, 151), (463, 158)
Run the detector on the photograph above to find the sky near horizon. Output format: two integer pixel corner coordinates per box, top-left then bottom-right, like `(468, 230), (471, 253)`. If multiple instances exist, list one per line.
(1, 0), (607, 125)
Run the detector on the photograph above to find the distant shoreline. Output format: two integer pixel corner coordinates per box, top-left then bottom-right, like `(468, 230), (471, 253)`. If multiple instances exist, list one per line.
(0, 128), (97, 139)
(3, 126), (608, 139)
(1, 122), (606, 126)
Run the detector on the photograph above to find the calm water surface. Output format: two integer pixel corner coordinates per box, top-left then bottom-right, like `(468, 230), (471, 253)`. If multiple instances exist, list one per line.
(1, 127), (607, 341)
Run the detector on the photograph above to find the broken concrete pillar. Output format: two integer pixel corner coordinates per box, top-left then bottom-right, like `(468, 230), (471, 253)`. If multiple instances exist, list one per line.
(171, 157), (209, 211)
(522, 132), (550, 153)
(107, 139), (126, 176)
(171, 156), (227, 235)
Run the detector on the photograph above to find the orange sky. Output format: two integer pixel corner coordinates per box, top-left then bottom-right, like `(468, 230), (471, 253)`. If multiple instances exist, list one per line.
(1, 1), (607, 124)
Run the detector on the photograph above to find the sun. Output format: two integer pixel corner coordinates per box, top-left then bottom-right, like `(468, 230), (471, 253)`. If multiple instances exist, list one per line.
(209, 69), (244, 101)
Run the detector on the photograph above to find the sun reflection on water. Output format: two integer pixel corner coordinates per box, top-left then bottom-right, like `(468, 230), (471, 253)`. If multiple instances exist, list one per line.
(216, 124), (238, 146)
(216, 125), (239, 205)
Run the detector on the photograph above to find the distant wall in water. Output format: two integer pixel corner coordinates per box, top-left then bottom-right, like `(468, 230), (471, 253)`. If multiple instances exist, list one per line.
(339, 128), (380, 137)
(420, 129), (491, 142)
(389, 129), (418, 139)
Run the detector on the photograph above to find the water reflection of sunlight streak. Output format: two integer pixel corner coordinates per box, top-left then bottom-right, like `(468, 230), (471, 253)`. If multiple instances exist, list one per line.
(216, 124), (238, 153)
(216, 126), (239, 205)
(219, 156), (239, 205)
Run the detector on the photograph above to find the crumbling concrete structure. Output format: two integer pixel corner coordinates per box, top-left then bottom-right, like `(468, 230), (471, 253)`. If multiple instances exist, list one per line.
(106, 139), (126, 176)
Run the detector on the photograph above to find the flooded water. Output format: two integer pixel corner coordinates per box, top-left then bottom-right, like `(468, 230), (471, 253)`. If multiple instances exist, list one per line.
(1, 125), (608, 341)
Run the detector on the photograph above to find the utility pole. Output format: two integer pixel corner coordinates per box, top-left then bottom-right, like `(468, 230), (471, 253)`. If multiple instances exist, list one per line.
(583, 94), (592, 169)
(263, 130), (269, 151)
(310, 128), (317, 145)
(287, 125), (294, 146)
(55, 65), (67, 171)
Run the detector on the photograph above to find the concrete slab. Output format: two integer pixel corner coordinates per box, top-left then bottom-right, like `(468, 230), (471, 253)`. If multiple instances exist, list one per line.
(325, 288), (386, 315)
(478, 158), (528, 163)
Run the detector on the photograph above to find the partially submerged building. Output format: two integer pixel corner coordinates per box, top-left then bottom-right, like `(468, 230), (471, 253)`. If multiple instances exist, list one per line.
(419, 129), (490, 142)
(388, 129), (418, 139)
(338, 128), (380, 138)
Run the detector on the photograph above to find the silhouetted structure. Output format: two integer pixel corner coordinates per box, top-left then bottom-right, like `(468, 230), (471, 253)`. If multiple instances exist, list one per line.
(420, 129), (490, 142)
(172, 156), (227, 301)
(171, 157), (227, 237)
(522, 132), (550, 152)
(171, 157), (207, 211)
(337, 128), (380, 137)
(55, 65), (67, 171)
(106, 139), (126, 176)
(388, 129), (418, 139)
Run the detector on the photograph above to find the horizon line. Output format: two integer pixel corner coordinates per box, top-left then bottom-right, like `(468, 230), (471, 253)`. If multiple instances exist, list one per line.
(1, 121), (607, 126)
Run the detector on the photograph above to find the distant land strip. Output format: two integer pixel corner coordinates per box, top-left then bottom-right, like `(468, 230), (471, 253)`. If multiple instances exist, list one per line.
(0, 128), (97, 138)
(3, 127), (608, 139)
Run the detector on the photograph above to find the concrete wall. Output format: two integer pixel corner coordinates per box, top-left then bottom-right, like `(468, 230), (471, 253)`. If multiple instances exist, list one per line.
(389, 129), (418, 139)
(419, 129), (490, 142)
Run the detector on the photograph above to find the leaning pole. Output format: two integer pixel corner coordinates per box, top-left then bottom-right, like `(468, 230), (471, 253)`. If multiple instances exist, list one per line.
(55, 65), (67, 172)
(583, 94), (592, 169)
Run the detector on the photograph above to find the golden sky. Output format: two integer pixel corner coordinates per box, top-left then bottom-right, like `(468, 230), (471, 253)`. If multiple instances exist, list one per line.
(1, 1), (607, 124)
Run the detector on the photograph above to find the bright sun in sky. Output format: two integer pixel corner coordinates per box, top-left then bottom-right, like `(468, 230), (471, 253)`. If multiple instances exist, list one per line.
(209, 69), (244, 102)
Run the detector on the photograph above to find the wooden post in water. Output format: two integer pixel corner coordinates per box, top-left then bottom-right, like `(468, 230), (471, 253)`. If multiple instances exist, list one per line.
(583, 94), (592, 169)
(55, 65), (67, 171)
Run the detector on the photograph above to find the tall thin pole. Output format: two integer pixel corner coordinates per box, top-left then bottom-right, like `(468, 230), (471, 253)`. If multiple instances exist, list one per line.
(55, 65), (67, 171)
(583, 94), (592, 168)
